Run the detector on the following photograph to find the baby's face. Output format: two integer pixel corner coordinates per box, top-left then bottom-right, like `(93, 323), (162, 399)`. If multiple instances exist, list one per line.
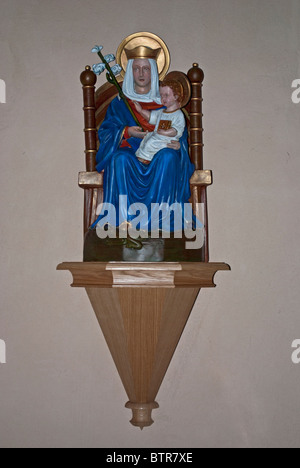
(160, 86), (179, 109)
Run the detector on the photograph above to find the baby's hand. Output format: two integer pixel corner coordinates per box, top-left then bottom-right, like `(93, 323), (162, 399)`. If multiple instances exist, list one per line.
(158, 128), (177, 137)
(133, 101), (142, 112)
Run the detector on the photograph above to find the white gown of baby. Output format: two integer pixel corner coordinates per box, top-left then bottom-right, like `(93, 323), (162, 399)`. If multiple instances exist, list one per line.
(136, 108), (185, 162)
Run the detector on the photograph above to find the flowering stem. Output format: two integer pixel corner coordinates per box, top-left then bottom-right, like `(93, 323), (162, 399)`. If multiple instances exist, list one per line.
(97, 51), (142, 128)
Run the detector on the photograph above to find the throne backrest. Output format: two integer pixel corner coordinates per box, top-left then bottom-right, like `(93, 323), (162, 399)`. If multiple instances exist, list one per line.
(95, 80), (121, 142)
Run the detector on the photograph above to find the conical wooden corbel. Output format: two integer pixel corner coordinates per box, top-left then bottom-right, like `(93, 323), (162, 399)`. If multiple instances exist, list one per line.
(57, 261), (229, 428)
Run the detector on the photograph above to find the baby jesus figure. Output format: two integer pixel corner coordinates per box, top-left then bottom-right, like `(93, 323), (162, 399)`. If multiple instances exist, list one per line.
(134, 79), (186, 164)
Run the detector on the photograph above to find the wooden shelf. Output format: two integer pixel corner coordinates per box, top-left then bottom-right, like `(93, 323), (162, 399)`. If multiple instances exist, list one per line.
(57, 261), (229, 288)
(57, 261), (229, 428)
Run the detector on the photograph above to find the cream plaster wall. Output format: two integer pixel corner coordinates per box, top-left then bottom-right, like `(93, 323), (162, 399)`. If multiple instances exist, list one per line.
(0, 0), (299, 448)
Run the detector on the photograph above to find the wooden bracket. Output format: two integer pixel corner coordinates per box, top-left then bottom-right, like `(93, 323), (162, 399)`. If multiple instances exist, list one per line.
(57, 261), (230, 428)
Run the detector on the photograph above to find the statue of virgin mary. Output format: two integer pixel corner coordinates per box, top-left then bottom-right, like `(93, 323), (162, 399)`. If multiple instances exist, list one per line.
(90, 45), (195, 235)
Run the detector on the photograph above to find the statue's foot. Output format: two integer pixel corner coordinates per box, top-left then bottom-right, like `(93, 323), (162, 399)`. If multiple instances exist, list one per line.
(125, 237), (143, 250)
(104, 236), (143, 250)
(104, 238), (127, 247)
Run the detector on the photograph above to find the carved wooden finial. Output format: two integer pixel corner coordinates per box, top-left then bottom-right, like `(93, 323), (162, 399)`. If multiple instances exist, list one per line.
(80, 66), (97, 86)
(187, 63), (204, 83)
(125, 402), (159, 430)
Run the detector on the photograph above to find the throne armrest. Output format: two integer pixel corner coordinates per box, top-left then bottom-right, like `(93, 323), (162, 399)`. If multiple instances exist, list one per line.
(190, 170), (212, 186)
(79, 171), (103, 188)
(78, 169), (212, 190)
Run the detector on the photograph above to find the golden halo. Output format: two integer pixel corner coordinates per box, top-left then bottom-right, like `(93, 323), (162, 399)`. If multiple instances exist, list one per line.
(116, 32), (170, 80)
(163, 71), (192, 108)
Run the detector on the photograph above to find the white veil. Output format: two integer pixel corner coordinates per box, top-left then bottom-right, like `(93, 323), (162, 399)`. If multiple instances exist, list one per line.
(122, 59), (162, 104)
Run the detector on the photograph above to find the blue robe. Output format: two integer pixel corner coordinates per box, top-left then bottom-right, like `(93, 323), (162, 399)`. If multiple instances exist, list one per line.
(90, 97), (195, 232)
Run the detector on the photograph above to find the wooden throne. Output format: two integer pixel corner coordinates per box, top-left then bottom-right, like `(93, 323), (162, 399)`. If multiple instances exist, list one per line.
(79, 62), (211, 262)
(58, 33), (229, 429)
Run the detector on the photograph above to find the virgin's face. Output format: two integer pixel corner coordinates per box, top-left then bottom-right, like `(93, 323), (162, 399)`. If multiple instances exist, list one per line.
(132, 59), (151, 94)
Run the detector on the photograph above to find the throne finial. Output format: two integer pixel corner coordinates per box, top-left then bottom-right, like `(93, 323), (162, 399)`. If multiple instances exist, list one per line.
(80, 65), (97, 86)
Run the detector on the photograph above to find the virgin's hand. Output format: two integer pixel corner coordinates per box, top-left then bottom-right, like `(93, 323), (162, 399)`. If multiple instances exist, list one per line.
(128, 126), (147, 139)
(167, 140), (180, 150)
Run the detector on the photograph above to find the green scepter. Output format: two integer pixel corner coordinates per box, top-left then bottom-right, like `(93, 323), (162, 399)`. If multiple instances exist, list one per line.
(92, 45), (143, 129)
